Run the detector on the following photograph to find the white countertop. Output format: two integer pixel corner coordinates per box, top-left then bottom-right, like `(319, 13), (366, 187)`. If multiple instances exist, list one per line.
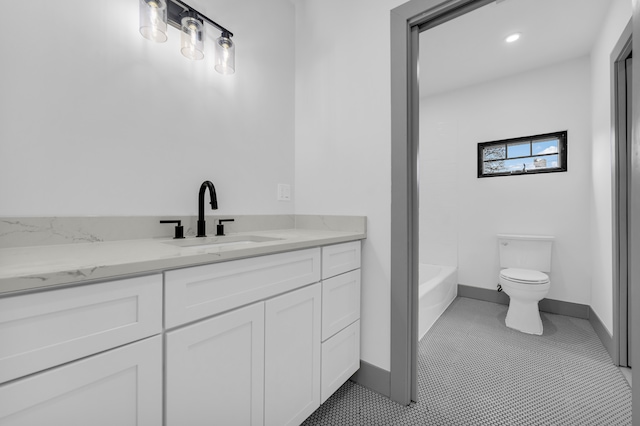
(0, 228), (365, 295)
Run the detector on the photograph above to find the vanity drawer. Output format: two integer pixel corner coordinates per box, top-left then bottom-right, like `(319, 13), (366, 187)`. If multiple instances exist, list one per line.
(164, 248), (321, 328)
(0, 335), (162, 425)
(0, 274), (163, 384)
(321, 241), (361, 279)
(321, 320), (360, 403)
(321, 269), (361, 341)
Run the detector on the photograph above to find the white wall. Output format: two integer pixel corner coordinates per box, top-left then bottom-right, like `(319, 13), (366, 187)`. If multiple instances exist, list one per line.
(0, 0), (295, 217)
(421, 57), (593, 305)
(589, 0), (632, 334)
(419, 117), (458, 267)
(4, 0), (401, 375)
(294, 0), (405, 371)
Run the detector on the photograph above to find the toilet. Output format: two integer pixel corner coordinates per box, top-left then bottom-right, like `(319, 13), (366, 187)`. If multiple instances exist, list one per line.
(498, 234), (554, 335)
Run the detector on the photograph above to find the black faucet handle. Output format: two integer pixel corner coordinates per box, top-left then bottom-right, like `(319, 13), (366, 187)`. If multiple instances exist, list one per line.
(160, 220), (185, 239)
(216, 218), (235, 236)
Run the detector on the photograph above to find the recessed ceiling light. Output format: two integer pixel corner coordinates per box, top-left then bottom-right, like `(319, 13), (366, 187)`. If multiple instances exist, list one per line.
(505, 33), (521, 43)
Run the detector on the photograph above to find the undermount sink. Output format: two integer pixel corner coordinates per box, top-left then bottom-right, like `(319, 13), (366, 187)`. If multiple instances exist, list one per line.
(164, 235), (282, 250)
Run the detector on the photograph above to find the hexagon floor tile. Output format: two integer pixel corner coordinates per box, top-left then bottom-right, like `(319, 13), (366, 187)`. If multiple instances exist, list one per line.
(303, 297), (632, 426)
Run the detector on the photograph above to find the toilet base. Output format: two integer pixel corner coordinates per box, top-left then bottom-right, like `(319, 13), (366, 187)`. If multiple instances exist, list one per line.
(505, 298), (543, 335)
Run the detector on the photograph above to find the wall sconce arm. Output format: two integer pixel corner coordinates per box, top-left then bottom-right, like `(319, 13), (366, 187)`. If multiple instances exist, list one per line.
(167, 0), (233, 37)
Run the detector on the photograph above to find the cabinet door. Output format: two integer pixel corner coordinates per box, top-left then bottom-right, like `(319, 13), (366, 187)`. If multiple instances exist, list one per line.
(0, 335), (162, 426)
(265, 283), (321, 426)
(166, 302), (265, 426)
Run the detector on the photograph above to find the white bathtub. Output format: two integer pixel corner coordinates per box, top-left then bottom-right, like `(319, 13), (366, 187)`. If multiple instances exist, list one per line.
(419, 264), (458, 340)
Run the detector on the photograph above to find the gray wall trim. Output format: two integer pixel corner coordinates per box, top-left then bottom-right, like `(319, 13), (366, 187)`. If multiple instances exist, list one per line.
(458, 284), (510, 305)
(350, 360), (391, 398)
(539, 298), (590, 320)
(589, 307), (616, 361)
(457, 284), (590, 319)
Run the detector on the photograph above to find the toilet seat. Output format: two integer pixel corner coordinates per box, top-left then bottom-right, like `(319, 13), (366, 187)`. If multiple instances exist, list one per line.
(500, 268), (549, 284)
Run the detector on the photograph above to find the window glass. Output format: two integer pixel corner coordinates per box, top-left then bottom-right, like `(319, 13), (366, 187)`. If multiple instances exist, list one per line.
(507, 141), (530, 158)
(532, 138), (559, 156)
(532, 154), (559, 170)
(483, 144), (505, 161)
(478, 131), (567, 178)
(483, 160), (506, 175)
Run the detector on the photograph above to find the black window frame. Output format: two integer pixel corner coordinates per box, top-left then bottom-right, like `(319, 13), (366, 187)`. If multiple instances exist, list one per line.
(477, 130), (568, 178)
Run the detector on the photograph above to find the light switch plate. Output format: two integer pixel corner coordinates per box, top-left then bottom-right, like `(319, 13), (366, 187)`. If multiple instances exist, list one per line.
(277, 184), (291, 201)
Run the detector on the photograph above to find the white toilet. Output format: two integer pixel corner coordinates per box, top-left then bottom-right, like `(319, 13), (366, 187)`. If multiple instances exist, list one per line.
(498, 234), (554, 335)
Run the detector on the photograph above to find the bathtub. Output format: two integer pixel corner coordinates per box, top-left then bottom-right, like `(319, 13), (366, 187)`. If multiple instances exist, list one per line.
(419, 264), (458, 340)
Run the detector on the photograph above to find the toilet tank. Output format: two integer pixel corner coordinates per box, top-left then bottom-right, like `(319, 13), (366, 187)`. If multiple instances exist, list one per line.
(498, 234), (554, 272)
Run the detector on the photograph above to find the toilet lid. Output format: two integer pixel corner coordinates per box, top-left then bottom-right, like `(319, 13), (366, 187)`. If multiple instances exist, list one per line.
(500, 268), (549, 284)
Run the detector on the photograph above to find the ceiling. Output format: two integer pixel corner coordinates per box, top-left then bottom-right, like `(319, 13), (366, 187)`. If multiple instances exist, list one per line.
(419, 0), (614, 98)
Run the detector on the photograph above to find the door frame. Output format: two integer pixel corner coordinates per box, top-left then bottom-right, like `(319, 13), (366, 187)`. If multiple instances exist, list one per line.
(631, 2), (639, 418)
(390, 0), (640, 409)
(612, 21), (633, 368)
(389, 0), (492, 405)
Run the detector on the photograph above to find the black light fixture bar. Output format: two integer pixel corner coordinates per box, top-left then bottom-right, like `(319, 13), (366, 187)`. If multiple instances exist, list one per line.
(166, 0), (233, 37)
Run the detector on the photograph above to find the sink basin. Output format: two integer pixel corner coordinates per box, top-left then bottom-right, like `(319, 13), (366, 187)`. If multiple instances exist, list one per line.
(164, 235), (281, 250)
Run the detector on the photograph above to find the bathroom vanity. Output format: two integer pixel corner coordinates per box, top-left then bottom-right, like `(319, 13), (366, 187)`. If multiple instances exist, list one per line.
(0, 221), (364, 426)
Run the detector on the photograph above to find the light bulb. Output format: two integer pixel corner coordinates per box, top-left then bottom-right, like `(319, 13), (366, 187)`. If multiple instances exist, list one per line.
(505, 33), (521, 43)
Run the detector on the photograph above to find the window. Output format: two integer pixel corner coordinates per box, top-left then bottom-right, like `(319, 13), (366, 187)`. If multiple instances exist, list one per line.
(477, 131), (567, 178)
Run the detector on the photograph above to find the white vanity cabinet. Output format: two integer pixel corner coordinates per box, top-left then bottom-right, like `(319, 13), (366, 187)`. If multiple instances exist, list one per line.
(164, 249), (323, 426)
(0, 239), (362, 426)
(166, 302), (266, 426)
(164, 241), (360, 426)
(164, 248), (321, 328)
(165, 283), (323, 426)
(0, 336), (162, 426)
(320, 242), (361, 403)
(265, 283), (321, 426)
(0, 274), (163, 383)
(0, 275), (164, 425)
(322, 241), (361, 281)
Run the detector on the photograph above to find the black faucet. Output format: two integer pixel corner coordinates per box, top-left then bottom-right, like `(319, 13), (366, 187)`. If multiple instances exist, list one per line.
(197, 181), (218, 237)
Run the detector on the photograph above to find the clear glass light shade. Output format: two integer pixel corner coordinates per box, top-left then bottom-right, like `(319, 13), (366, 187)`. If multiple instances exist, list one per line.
(214, 34), (235, 75)
(181, 16), (205, 60)
(139, 0), (168, 43)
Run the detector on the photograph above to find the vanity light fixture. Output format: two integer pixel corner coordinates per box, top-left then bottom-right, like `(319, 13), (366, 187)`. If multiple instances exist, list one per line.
(214, 31), (235, 74)
(139, 0), (168, 42)
(139, 0), (235, 74)
(180, 11), (205, 60)
(505, 33), (521, 43)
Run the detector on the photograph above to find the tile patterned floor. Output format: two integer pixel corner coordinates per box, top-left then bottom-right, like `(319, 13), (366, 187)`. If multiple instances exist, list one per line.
(302, 297), (632, 425)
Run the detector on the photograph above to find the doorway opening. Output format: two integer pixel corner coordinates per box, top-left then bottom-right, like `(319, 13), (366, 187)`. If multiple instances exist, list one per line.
(390, 0), (636, 406)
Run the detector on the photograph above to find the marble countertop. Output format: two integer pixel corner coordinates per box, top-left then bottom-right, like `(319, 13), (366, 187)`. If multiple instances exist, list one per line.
(0, 228), (365, 295)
